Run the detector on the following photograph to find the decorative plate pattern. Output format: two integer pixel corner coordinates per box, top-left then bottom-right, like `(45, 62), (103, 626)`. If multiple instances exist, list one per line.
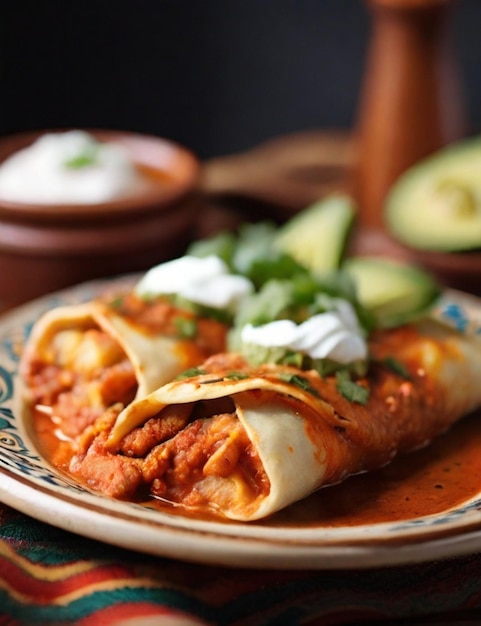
(2, 281), (481, 570)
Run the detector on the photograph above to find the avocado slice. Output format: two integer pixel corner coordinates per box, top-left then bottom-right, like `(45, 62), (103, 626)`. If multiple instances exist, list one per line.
(343, 256), (441, 328)
(275, 194), (356, 273)
(385, 135), (481, 252)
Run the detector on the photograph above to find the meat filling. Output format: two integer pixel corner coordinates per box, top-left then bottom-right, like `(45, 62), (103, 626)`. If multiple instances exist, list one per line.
(23, 328), (137, 438)
(22, 295), (229, 441)
(69, 400), (270, 515)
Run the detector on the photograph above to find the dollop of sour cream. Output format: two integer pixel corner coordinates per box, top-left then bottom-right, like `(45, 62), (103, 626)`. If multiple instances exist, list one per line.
(0, 130), (141, 204)
(241, 299), (368, 364)
(135, 255), (254, 311)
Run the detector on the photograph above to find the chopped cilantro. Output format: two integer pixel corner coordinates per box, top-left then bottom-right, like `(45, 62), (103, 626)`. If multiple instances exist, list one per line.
(278, 373), (320, 397)
(64, 144), (99, 169)
(174, 316), (197, 339)
(108, 296), (125, 308)
(171, 294), (233, 324)
(188, 221), (308, 290)
(336, 370), (369, 404)
(281, 351), (305, 369)
(64, 154), (96, 168)
(234, 280), (296, 328)
(381, 356), (411, 379)
(236, 341), (296, 367)
(309, 357), (368, 379)
(232, 222), (279, 276)
(224, 371), (249, 380)
(247, 255), (307, 290)
(187, 230), (237, 267)
(175, 367), (206, 380)
(233, 270), (374, 337)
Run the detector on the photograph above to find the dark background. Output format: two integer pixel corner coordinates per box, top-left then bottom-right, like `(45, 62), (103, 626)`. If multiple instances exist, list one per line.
(0, 0), (480, 160)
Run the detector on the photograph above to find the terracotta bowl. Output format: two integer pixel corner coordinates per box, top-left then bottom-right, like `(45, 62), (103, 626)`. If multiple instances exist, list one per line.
(0, 129), (200, 310)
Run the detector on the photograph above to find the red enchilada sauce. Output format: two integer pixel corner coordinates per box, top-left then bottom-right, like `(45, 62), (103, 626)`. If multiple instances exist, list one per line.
(32, 405), (481, 527)
(109, 292), (228, 355)
(269, 409), (481, 528)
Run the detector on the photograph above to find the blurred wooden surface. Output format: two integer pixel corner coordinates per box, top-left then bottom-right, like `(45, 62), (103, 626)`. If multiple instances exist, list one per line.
(200, 129), (354, 223)
(200, 129), (402, 255)
(352, 0), (467, 228)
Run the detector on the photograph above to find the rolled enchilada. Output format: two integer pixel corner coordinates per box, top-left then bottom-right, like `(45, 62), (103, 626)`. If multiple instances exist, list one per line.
(20, 254), (253, 439)
(20, 292), (230, 439)
(68, 317), (481, 521)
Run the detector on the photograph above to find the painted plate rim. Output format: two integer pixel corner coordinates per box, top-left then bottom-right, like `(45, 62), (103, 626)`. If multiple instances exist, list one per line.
(1, 279), (481, 570)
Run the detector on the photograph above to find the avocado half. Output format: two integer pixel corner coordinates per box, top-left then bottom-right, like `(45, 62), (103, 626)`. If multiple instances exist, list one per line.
(385, 135), (481, 252)
(343, 256), (441, 328)
(275, 194), (356, 273)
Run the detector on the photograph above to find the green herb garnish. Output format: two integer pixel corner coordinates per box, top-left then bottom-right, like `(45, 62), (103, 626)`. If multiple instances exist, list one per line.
(381, 356), (411, 379)
(188, 221), (308, 289)
(175, 367), (206, 380)
(108, 296), (125, 309)
(64, 144), (99, 169)
(335, 370), (369, 404)
(224, 372), (249, 381)
(187, 230), (237, 266)
(278, 373), (320, 397)
(174, 316), (198, 339)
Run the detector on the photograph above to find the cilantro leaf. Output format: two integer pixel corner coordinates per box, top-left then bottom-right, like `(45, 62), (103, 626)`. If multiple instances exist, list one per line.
(278, 373), (320, 397)
(381, 356), (411, 379)
(175, 367), (206, 380)
(187, 230), (237, 268)
(336, 370), (369, 404)
(174, 316), (197, 339)
(64, 144), (99, 169)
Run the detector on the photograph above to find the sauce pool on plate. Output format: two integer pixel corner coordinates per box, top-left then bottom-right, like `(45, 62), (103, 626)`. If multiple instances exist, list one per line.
(30, 404), (481, 528)
(268, 409), (481, 528)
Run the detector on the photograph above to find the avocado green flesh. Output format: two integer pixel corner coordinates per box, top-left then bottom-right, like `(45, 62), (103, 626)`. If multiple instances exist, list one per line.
(343, 256), (440, 328)
(386, 135), (481, 252)
(275, 194), (355, 273)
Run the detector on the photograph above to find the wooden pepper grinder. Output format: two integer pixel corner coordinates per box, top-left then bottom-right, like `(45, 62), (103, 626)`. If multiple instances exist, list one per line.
(353, 0), (467, 233)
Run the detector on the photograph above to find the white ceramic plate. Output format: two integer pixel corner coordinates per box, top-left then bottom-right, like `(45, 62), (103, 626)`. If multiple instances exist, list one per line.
(2, 280), (481, 570)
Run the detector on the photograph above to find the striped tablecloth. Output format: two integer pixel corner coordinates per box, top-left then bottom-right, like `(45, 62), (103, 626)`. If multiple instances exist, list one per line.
(2, 502), (481, 626)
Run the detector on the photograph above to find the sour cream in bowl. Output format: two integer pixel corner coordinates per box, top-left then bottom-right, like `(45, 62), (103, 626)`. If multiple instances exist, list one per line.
(0, 130), (145, 205)
(0, 129), (200, 309)
(0, 129), (199, 214)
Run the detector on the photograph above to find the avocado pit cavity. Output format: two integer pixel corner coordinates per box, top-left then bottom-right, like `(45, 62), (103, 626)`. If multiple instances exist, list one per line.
(433, 179), (478, 219)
